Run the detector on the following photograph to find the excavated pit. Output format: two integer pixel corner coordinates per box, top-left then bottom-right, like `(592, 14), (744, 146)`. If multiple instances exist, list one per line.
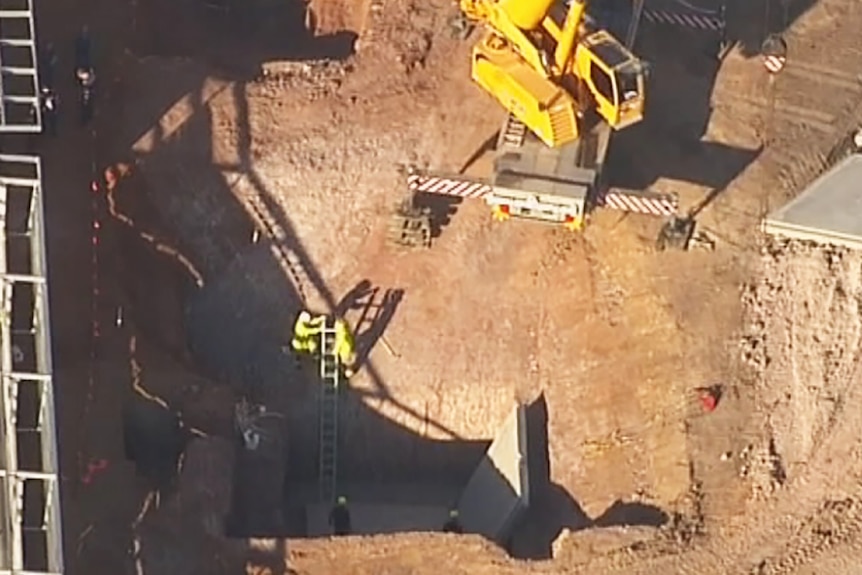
(115, 0), (521, 544)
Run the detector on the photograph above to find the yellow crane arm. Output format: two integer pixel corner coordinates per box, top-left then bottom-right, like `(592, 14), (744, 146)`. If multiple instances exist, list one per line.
(460, 0), (646, 147)
(459, 0), (587, 78)
(553, 0), (586, 75)
(459, 0), (547, 76)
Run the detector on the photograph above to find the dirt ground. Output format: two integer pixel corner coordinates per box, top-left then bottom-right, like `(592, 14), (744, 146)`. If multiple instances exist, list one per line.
(16, 0), (862, 573)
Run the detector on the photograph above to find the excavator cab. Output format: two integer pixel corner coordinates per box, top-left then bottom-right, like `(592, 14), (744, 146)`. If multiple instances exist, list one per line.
(574, 30), (646, 130)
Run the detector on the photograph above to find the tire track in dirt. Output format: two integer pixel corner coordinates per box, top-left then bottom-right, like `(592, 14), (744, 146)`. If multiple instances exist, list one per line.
(713, 0), (862, 201)
(754, 498), (862, 574)
(774, 54), (862, 183)
(763, 1), (862, 192)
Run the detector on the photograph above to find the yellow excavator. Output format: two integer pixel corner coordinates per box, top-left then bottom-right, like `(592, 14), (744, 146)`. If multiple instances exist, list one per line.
(461, 0), (647, 148)
(401, 0), (676, 235)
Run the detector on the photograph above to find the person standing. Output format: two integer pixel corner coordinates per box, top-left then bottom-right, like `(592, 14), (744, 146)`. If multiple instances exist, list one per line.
(74, 26), (96, 125)
(334, 318), (357, 377)
(292, 311), (325, 355)
(442, 509), (463, 533)
(329, 496), (352, 536)
(40, 89), (59, 136)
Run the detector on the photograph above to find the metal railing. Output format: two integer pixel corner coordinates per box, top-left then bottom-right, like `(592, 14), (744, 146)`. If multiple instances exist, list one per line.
(0, 1), (42, 132)
(0, 155), (63, 574)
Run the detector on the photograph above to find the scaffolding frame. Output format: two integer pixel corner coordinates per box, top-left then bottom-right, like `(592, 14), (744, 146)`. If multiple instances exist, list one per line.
(0, 155), (63, 574)
(0, 0), (41, 132)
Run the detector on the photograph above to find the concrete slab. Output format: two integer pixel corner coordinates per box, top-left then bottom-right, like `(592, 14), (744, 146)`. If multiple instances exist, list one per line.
(305, 503), (449, 537)
(457, 406), (529, 544)
(762, 154), (862, 250)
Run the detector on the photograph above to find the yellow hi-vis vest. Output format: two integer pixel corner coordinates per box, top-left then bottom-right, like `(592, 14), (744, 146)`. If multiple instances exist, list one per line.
(334, 319), (356, 363)
(294, 314), (325, 339)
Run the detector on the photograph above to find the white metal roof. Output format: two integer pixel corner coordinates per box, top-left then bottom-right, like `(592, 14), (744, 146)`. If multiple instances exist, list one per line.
(0, 0), (41, 132)
(0, 155), (63, 574)
(762, 154), (862, 250)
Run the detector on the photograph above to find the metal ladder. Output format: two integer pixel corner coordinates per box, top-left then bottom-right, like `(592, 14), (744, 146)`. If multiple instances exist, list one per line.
(318, 319), (340, 503)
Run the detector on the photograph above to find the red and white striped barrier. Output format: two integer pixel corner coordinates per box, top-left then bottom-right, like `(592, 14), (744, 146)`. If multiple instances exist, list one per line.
(763, 54), (786, 74)
(600, 190), (678, 217)
(643, 9), (724, 32)
(407, 174), (492, 199)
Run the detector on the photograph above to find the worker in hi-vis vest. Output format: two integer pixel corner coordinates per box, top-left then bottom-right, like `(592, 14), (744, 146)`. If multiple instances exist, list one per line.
(334, 318), (358, 377)
(292, 311), (325, 354)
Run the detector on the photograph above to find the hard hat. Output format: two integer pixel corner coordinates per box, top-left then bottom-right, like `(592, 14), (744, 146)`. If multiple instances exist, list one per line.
(449, 509), (459, 518)
(337, 496), (347, 505)
(298, 311), (311, 323)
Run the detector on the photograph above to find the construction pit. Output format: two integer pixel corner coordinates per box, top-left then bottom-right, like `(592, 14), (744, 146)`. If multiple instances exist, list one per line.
(10, 0), (862, 573)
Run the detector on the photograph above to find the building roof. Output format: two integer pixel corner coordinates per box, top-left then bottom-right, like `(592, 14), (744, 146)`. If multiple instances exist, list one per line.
(762, 154), (862, 249)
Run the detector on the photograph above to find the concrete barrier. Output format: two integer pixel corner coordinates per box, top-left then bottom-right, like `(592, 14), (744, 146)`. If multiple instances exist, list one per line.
(457, 405), (529, 544)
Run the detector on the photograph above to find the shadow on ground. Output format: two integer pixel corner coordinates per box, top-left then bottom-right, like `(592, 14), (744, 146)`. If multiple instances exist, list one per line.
(605, 7), (765, 211)
(413, 192), (463, 238)
(725, 0), (818, 58)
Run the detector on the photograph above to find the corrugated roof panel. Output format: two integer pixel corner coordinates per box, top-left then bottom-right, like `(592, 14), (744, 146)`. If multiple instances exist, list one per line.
(762, 154), (862, 249)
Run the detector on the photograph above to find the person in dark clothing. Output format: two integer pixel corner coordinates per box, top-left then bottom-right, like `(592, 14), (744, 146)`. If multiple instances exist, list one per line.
(442, 509), (463, 533)
(73, 26), (96, 124)
(40, 89), (59, 136)
(329, 496), (352, 535)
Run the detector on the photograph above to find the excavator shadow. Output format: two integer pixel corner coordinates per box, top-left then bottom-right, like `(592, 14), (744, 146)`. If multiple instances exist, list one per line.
(608, 129), (763, 196)
(604, 7), (764, 207)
